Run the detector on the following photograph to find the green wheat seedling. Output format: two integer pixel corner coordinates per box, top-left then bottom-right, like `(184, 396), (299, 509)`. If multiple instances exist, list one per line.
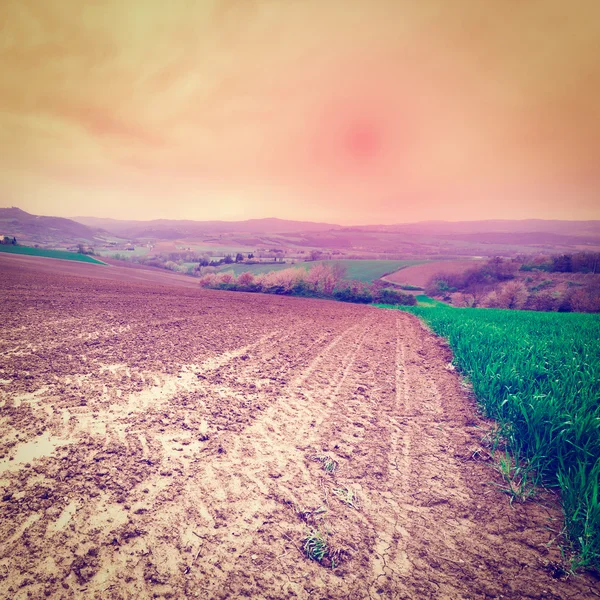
(302, 528), (329, 562)
(313, 455), (338, 474)
(332, 486), (359, 509)
(494, 452), (537, 504)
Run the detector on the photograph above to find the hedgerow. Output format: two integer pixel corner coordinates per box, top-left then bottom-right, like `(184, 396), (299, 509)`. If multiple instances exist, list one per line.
(198, 266), (415, 306)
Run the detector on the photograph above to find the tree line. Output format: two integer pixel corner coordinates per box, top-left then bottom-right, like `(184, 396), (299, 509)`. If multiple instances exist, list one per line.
(198, 264), (416, 306)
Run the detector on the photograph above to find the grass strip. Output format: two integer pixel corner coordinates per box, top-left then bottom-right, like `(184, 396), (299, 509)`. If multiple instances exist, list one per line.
(0, 245), (106, 264)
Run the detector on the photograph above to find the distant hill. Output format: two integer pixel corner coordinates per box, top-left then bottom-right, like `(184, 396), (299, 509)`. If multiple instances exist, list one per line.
(3, 208), (600, 256)
(352, 219), (600, 237)
(0, 207), (108, 244)
(72, 214), (600, 241)
(72, 216), (342, 238)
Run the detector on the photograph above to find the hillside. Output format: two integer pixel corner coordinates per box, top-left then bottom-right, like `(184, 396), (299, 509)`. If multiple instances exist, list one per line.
(0, 207), (108, 245)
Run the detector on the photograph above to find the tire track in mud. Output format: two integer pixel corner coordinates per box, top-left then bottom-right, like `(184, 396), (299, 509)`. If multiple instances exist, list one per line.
(130, 315), (378, 599)
(360, 314), (477, 599)
(3, 317), (314, 453)
(159, 311), (401, 599)
(359, 314), (597, 600)
(288, 309), (411, 598)
(4, 312), (335, 470)
(0, 305), (376, 599)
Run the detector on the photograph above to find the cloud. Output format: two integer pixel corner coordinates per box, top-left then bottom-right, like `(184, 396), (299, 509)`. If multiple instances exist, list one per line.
(0, 0), (599, 222)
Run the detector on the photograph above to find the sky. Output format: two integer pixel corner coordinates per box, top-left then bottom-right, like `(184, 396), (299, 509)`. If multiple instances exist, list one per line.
(1, 0), (599, 225)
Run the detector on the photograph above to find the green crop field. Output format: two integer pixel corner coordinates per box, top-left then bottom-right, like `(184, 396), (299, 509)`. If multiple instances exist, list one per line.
(95, 247), (151, 258)
(413, 294), (448, 307)
(217, 259), (428, 282)
(380, 302), (600, 569)
(0, 245), (106, 265)
(215, 263), (296, 276)
(315, 260), (427, 282)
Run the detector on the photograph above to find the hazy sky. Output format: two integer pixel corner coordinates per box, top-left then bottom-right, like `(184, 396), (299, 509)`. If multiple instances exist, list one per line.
(1, 0), (599, 224)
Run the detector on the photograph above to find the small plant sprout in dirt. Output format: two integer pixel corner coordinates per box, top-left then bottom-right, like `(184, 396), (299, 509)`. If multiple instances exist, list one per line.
(494, 451), (538, 504)
(301, 529), (345, 569)
(332, 486), (359, 509)
(303, 528), (329, 563)
(313, 455), (338, 474)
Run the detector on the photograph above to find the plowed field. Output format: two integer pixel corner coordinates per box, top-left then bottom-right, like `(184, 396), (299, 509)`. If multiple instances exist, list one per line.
(1, 257), (597, 599)
(384, 260), (483, 289)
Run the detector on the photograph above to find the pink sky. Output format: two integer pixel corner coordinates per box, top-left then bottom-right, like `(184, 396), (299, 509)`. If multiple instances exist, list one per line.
(1, 0), (599, 224)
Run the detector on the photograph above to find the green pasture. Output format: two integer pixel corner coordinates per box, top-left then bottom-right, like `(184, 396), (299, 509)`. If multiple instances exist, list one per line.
(0, 245), (106, 265)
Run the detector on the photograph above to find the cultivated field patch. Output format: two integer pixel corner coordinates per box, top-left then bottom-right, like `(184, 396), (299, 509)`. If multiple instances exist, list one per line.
(218, 259), (427, 283)
(0, 260), (597, 599)
(0, 245), (106, 265)
(384, 259), (483, 288)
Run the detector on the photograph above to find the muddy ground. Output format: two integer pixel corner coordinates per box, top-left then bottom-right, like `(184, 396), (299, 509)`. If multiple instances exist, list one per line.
(1, 256), (598, 599)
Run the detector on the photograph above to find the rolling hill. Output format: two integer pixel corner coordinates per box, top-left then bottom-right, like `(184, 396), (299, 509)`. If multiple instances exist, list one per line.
(72, 216), (341, 238)
(0, 207), (109, 245)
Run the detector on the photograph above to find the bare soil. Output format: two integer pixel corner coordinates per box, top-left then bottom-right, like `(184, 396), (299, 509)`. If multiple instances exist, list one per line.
(0, 253), (200, 289)
(384, 260), (484, 288)
(1, 256), (598, 599)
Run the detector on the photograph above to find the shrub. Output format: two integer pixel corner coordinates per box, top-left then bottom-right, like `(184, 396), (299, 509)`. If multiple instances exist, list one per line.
(333, 281), (373, 304)
(564, 287), (600, 313)
(375, 288), (416, 306)
(425, 276), (458, 297)
(524, 293), (559, 312)
(291, 280), (319, 297)
(255, 268), (299, 293)
(451, 292), (476, 308)
(198, 273), (217, 288)
(426, 258), (518, 299)
(237, 271), (255, 289)
(482, 290), (500, 308)
(198, 264), (417, 306)
(306, 264), (337, 294)
(216, 271), (235, 285)
(497, 281), (528, 310)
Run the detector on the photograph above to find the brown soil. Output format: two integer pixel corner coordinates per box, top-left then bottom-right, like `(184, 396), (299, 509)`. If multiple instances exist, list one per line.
(1, 256), (598, 599)
(384, 260), (484, 288)
(0, 253), (200, 289)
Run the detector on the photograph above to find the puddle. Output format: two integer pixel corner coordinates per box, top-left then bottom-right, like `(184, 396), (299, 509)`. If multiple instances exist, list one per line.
(73, 414), (107, 436)
(99, 363), (130, 376)
(12, 387), (49, 408)
(6, 513), (41, 545)
(0, 432), (69, 473)
(48, 501), (77, 533)
(88, 496), (128, 530)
